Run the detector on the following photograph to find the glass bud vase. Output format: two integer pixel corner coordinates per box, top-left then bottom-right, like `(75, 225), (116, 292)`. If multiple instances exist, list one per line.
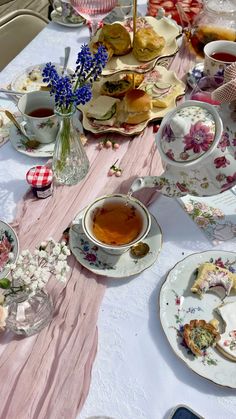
(53, 107), (89, 185)
(5, 290), (53, 337)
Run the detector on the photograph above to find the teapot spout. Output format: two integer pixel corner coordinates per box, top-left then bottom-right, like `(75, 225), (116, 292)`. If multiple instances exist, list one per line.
(129, 176), (161, 194)
(130, 174), (190, 197)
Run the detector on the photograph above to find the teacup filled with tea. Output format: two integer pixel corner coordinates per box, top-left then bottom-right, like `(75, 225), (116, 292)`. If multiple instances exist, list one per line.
(82, 194), (151, 255)
(204, 40), (236, 78)
(17, 91), (59, 144)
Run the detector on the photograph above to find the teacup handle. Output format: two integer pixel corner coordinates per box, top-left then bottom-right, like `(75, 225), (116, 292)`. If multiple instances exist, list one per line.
(53, 0), (62, 14)
(19, 120), (34, 137)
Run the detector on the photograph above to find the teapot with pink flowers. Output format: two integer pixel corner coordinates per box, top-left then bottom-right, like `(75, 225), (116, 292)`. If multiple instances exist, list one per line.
(130, 63), (236, 198)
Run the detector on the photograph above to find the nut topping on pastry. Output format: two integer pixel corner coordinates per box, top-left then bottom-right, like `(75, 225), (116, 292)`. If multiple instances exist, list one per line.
(183, 319), (220, 357)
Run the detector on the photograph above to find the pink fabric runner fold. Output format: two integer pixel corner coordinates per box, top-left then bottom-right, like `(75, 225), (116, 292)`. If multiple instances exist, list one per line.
(0, 125), (163, 419)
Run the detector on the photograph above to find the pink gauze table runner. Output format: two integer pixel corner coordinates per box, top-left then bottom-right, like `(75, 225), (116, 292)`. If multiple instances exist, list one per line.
(0, 45), (195, 418)
(0, 125), (163, 419)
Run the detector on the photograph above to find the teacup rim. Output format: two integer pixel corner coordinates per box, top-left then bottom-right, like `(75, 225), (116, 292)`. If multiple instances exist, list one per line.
(17, 90), (56, 119)
(82, 193), (151, 251)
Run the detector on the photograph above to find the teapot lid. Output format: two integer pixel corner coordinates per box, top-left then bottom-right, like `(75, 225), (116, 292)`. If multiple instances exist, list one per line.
(206, 0), (236, 15)
(159, 101), (222, 163)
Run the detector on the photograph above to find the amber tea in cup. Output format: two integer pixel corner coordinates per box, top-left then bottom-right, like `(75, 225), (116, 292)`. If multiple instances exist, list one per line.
(92, 201), (143, 246)
(82, 194), (151, 255)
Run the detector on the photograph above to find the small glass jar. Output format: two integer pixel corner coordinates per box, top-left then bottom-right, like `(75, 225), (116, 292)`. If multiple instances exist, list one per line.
(6, 289), (53, 336)
(26, 165), (53, 199)
(187, 0), (236, 58)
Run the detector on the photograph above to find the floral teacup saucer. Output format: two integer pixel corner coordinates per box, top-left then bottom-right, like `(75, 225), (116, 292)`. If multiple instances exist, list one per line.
(69, 209), (162, 278)
(187, 62), (204, 89)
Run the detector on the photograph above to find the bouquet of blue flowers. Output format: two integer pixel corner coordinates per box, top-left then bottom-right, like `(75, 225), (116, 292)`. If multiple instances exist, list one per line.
(41, 44), (108, 186)
(42, 43), (108, 112)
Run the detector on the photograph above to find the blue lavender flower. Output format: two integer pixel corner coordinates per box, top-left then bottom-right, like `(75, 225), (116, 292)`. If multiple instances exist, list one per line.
(42, 44), (108, 112)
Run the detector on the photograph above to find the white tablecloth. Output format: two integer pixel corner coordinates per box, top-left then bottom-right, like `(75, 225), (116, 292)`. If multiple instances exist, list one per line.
(0, 6), (236, 419)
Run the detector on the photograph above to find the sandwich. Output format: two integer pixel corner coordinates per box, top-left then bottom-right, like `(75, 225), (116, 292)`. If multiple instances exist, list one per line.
(98, 23), (131, 56)
(122, 89), (152, 124)
(86, 95), (120, 126)
(100, 79), (132, 98)
(133, 27), (165, 62)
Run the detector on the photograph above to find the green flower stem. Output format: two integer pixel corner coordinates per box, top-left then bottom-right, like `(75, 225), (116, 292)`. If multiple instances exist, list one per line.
(55, 114), (71, 173)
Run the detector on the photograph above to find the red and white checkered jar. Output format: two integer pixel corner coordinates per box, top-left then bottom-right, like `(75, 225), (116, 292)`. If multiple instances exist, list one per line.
(26, 166), (53, 199)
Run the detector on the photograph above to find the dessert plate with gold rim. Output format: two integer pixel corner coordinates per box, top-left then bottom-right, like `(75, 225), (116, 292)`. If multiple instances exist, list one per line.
(69, 209), (162, 278)
(11, 63), (74, 93)
(79, 64), (186, 136)
(159, 250), (236, 388)
(93, 16), (181, 77)
(51, 10), (85, 28)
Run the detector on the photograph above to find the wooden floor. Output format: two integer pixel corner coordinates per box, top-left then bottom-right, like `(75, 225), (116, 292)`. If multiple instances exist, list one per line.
(0, 0), (50, 19)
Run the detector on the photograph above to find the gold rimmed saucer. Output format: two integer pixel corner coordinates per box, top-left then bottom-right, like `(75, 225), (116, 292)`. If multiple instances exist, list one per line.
(69, 210), (162, 278)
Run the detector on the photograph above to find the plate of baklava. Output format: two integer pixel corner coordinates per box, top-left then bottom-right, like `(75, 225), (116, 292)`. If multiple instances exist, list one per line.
(91, 16), (181, 77)
(78, 64), (185, 136)
(159, 250), (236, 388)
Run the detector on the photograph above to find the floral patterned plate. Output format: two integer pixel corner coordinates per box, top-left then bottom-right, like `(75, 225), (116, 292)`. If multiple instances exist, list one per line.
(159, 250), (236, 388)
(0, 220), (19, 279)
(94, 16), (181, 77)
(79, 65), (186, 136)
(69, 210), (162, 278)
(8, 114), (82, 157)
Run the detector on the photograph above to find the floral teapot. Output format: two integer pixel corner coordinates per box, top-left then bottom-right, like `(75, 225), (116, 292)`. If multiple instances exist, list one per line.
(130, 64), (236, 197)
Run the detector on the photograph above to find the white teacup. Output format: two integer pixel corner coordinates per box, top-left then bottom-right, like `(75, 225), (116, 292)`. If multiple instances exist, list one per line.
(82, 194), (151, 255)
(204, 40), (236, 78)
(17, 91), (59, 144)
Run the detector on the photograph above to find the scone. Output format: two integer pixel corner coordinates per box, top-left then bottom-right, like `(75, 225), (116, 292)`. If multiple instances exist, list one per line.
(133, 27), (165, 62)
(90, 40), (114, 61)
(98, 23), (131, 56)
(183, 319), (220, 357)
(100, 79), (132, 98)
(215, 301), (236, 362)
(191, 262), (236, 298)
(122, 89), (152, 125)
(123, 73), (144, 88)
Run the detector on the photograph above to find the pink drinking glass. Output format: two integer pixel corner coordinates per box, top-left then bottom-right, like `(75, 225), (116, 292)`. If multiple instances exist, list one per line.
(190, 76), (224, 105)
(71, 0), (118, 37)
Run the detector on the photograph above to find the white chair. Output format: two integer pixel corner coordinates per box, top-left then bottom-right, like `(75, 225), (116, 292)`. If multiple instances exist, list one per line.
(0, 9), (49, 71)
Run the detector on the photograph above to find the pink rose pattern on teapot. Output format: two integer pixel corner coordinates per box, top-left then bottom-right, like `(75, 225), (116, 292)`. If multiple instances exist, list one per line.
(154, 102), (236, 197)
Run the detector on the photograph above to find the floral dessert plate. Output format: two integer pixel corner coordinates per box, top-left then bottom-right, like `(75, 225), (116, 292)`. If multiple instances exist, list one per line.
(50, 10), (85, 28)
(187, 62), (204, 89)
(159, 250), (236, 388)
(11, 63), (73, 93)
(0, 109), (12, 147)
(94, 16), (181, 77)
(79, 65), (186, 136)
(9, 114), (82, 157)
(0, 220), (19, 279)
(69, 210), (162, 278)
